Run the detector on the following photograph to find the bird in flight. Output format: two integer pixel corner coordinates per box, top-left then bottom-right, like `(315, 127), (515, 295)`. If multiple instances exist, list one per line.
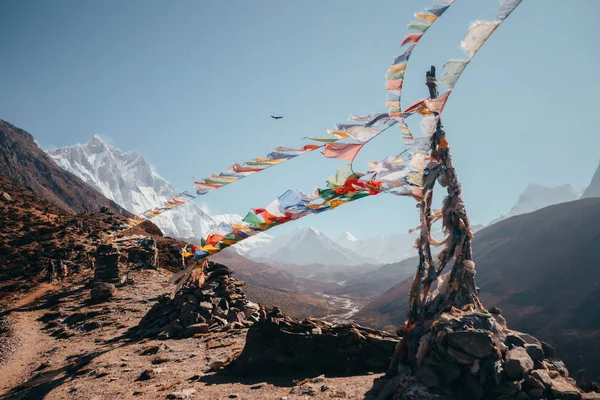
(270, 115), (283, 120)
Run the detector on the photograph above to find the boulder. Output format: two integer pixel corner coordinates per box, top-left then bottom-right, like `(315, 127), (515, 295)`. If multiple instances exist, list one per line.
(550, 377), (582, 400)
(0, 192), (12, 202)
(183, 323), (209, 336)
(447, 330), (494, 358)
(541, 341), (556, 358)
(530, 369), (553, 388)
(90, 283), (116, 303)
(504, 347), (534, 379)
(525, 343), (545, 362)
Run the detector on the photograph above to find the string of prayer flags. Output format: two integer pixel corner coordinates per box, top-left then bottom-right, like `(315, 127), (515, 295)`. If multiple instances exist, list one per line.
(382, 0), (456, 159)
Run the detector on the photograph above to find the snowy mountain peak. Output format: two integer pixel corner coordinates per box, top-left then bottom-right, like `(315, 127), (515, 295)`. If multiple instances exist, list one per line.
(47, 136), (240, 241)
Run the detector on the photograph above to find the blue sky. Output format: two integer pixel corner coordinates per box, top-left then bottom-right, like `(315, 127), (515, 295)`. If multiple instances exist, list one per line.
(1, 1), (599, 239)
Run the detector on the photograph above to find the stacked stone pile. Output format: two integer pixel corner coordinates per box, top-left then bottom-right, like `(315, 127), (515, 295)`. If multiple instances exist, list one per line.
(228, 307), (400, 377)
(369, 307), (596, 400)
(126, 237), (159, 269)
(93, 244), (121, 283)
(135, 263), (261, 339)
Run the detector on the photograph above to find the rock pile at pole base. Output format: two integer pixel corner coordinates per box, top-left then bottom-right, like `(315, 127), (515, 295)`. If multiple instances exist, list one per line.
(135, 262), (261, 339)
(368, 306), (593, 400)
(227, 307), (400, 378)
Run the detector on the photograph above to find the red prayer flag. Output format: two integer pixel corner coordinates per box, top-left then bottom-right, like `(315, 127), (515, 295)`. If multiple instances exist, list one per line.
(401, 33), (423, 47)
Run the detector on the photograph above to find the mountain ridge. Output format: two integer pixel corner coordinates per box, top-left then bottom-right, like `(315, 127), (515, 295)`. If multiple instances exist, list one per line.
(0, 120), (130, 216)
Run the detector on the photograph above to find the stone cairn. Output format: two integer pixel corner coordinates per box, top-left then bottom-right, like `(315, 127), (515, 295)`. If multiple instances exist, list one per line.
(126, 237), (158, 269)
(93, 243), (121, 283)
(367, 306), (590, 400)
(228, 306), (400, 378)
(135, 262), (261, 339)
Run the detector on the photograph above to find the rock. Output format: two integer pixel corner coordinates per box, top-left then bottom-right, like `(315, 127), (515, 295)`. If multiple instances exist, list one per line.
(166, 388), (196, 399)
(447, 346), (475, 365)
(541, 341), (556, 358)
(514, 331), (542, 347)
(320, 385), (329, 392)
(489, 306), (502, 314)
(90, 283), (116, 303)
(136, 369), (155, 381)
(505, 347), (534, 379)
(461, 373), (484, 400)
(506, 333), (526, 347)
(151, 356), (168, 364)
(183, 323), (209, 336)
(525, 343), (545, 362)
(547, 360), (569, 377)
(531, 369), (554, 388)
(309, 375), (325, 383)
(415, 366), (439, 388)
(435, 362), (462, 384)
(523, 374), (545, 391)
(0, 192), (12, 202)
(550, 377), (582, 400)
(447, 330), (494, 358)
(582, 393), (600, 400)
(250, 383), (265, 390)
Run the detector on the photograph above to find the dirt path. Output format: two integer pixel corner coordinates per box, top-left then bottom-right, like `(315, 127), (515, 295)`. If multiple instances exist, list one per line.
(0, 272), (382, 399)
(0, 283), (56, 394)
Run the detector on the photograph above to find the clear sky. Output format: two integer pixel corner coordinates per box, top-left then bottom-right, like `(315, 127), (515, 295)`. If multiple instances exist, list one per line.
(1, 1), (599, 239)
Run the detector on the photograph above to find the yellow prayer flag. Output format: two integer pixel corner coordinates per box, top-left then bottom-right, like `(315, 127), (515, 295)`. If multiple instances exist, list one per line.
(326, 129), (349, 139)
(327, 198), (349, 209)
(415, 12), (437, 25)
(385, 101), (400, 108)
(388, 63), (407, 74)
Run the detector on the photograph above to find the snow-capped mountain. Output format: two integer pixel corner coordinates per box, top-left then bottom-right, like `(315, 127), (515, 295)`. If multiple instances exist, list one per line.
(49, 135), (174, 213)
(248, 227), (374, 266)
(47, 135), (235, 239)
(490, 183), (582, 224)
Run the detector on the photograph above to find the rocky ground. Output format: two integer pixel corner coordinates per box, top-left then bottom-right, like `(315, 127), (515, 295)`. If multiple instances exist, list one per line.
(0, 268), (384, 400)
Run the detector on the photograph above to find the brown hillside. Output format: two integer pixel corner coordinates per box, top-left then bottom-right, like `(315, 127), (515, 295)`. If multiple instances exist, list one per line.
(354, 197), (600, 381)
(0, 176), (183, 298)
(0, 120), (129, 216)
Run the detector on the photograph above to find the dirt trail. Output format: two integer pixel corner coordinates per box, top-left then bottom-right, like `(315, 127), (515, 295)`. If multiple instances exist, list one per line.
(0, 271), (382, 400)
(0, 283), (56, 394)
